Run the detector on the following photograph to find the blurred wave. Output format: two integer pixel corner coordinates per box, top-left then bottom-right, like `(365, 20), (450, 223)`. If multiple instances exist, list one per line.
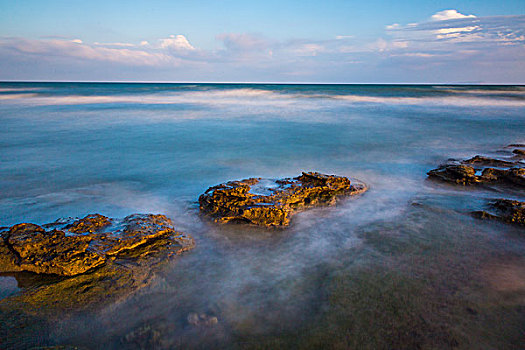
(1, 84), (524, 107)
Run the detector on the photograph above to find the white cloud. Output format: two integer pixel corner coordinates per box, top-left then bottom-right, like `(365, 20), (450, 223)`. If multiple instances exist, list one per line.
(431, 9), (476, 21)
(387, 12), (525, 46)
(386, 23), (400, 30)
(94, 42), (136, 47)
(0, 14), (523, 83)
(159, 35), (195, 50)
(434, 26), (479, 34)
(392, 52), (438, 58)
(1, 37), (176, 66)
(433, 25), (481, 40)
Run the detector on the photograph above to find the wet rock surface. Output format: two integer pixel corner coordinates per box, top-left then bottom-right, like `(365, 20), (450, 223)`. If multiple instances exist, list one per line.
(0, 213), (195, 348)
(0, 214), (194, 276)
(427, 151), (524, 187)
(427, 145), (524, 227)
(473, 199), (525, 226)
(199, 172), (367, 227)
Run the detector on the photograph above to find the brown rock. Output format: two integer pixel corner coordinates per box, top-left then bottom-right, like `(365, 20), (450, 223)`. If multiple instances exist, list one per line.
(199, 172), (367, 227)
(65, 213), (111, 233)
(490, 199), (525, 225)
(4, 223), (104, 276)
(462, 155), (516, 167)
(482, 167), (525, 187)
(0, 214), (194, 276)
(427, 165), (480, 185)
(0, 235), (23, 273)
(427, 151), (524, 187)
(473, 199), (524, 226)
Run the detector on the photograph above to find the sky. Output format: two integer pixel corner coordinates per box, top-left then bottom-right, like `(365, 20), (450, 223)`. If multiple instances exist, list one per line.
(0, 0), (524, 83)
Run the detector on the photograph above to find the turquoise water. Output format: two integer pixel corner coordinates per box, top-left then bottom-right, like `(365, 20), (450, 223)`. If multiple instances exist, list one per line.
(0, 83), (524, 348)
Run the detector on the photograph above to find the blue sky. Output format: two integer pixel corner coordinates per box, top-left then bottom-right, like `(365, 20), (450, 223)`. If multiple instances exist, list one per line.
(0, 0), (524, 83)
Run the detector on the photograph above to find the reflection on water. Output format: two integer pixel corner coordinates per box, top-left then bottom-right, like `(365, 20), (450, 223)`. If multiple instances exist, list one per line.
(0, 83), (524, 349)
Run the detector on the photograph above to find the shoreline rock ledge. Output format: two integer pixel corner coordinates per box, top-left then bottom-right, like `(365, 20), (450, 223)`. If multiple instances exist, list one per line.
(0, 213), (195, 276)
(199, 171), (367, 227)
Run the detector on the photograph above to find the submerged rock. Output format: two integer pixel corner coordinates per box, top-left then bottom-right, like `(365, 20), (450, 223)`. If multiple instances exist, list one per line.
(187, 312), (219, 327)
(427, 146), (524, 187)
(473, 199), (525, 226)
(122, 324), (164, 349)
(0, 214), (194, 276)
(199, 172), (367, 227)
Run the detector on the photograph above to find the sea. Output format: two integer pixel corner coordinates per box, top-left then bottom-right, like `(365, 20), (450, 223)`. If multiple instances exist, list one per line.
(0, 83), (524, 349)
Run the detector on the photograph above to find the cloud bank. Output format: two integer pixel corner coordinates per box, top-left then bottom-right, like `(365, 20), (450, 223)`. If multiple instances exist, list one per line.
(0, 10), (524, 83)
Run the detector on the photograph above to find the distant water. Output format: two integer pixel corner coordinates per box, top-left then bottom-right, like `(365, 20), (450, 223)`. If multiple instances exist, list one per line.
(1, 83), (524, 349)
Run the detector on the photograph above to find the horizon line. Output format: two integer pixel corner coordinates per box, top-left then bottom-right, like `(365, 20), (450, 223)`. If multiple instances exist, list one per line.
(1, 80), (523, 86)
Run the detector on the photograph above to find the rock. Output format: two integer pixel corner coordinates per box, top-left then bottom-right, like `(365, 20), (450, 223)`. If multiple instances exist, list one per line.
(187, 312), (219, 327)
(427, 151), (524, 187)
(65, 213), (111, 233)
(481, 167), (525, 187)
(473, 199), (524, 226)
(2, 259), (149, 316)
(0, 214), (194, 276)
(428, 147), (524, 228)
(427, 164), (480, 185)
(513, 149), (525, 156)
(471, 210), (500, 221)
(122, 324), (163, 349)
(462, 155), (515, 167)
(199, 172), (367, 227)
(0, 237), (23, 273)
(0, 215), (195, 320)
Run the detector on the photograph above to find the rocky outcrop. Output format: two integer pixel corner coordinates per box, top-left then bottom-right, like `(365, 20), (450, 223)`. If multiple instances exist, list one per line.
(427, 146), (524, 187)
(199, 172), (367, 227)
(428, 164), (524, 186)
(473, 199), (524, 226)
(426, 145), (524, 227)
(0, 214), (194, 276)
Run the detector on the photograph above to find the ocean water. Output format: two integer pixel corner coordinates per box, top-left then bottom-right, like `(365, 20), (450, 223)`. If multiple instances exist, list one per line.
(0, 83), (524, 349)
